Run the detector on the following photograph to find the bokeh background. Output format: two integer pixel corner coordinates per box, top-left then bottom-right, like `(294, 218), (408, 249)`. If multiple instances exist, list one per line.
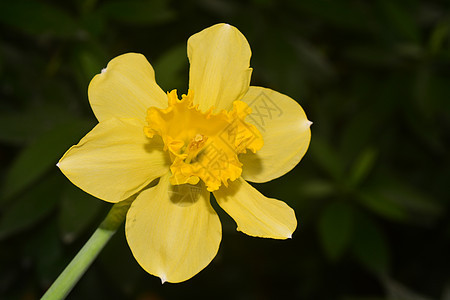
(1, 0), (449, 299)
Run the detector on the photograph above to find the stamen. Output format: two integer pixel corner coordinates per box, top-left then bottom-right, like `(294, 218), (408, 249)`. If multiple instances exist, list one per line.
(185, 134), (208, 164)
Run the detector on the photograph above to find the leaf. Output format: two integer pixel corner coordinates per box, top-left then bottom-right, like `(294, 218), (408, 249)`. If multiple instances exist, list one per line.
(1, 119), (94, 200)
(428, 20), (450, 55)
(357, 192), (408, 222)
(318, 202), (354, 261)
(0, 0), (78, 37)
(381, 184), (443, 225)
(343, 44), (400, 67)
(291, 37), (335, 83)
(358, 175), (443, 225)
(0, 174), (62, 240)
(293, 0), (370, 31)
(309, 137), (343, 180)
(98, 227), (143, 294)
(351, 214), (390, 274)
(0, 107), (80, 145)
(77, 50), (108, 82)
(298, 179), (336, 198)
(377, 0), (420, 43)
(22, 218), (64, 284)
(383, 277), (435, 300)
(58, 185), (104, 244)
(153, 43), (188, 92)
(99, 0), (174, 25)
(348, 148), (377, 187)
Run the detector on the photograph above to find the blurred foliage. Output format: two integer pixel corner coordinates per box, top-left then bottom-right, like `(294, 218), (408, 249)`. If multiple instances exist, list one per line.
(1, 0), (449, 299)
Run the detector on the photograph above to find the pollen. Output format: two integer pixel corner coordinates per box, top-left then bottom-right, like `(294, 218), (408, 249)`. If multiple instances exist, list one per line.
(188, 134), (207, 151)
(145, 90), (263, 191)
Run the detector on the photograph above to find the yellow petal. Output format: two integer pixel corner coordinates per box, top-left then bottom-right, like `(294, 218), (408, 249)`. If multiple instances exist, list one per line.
(213, 177), (296, 239)
(187, 23), (253, 112)
(239, 87), (312, 183)
(89, 53), (167, 122)
(125, 173), (222, 283)
(58, 118), (169, 203)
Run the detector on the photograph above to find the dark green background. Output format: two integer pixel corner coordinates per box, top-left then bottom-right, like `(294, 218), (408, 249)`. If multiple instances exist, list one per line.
(1, 0), (449, 299)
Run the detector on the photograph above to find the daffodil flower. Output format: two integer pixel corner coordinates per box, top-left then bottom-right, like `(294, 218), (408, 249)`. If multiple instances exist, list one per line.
(58, 23), (311, 283)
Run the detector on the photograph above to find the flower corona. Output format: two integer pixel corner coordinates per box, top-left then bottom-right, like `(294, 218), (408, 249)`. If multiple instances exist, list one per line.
(145, 89), (263, 191)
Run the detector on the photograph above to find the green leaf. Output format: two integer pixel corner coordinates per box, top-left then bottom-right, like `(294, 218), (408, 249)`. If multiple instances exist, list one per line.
(309, 137), (343, 180)
(2, 119), (94, 200)
(0, 112), (39, 145)
(293, 0), (370, 31)
(358, 176), (443, 225)
(22, 218), (64, 284)
(0, 0), (78, 37)
(99, 0), (174, 25)
(429, 20), (450, 55)
(380, 183), (443, 225)
(383, 277), (435, 300)
(59, 185), (104, 244)
(0, 174), (62, 240)
(292, 37), (335, 83)
(357, 192), (408, 222)
(153, 43), (188, 92)
(0, 107), (81, 145)
(298, 179), (336, 198)
(342, 44), (400, 67)
(348, 148), (377, 187)
(351, 214), (390, 274)
(77, 50), (107, 82)
(378, 0), (420, 43)
(98, 227), (143, 294)
(318, 202), (354, 261)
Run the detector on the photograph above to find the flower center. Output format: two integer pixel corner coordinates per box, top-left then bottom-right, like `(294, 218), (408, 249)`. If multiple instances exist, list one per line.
(145, 90), (263, 191)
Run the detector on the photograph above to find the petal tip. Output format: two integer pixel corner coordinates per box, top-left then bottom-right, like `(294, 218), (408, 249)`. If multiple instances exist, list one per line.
(160, 274), (167, 284)
(278, 229), (294, 240)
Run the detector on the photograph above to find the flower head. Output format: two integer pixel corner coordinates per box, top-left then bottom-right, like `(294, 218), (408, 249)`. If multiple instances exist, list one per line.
(58, 23), (311, 283)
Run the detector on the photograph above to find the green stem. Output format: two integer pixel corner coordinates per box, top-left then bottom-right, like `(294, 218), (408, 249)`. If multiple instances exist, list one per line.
(41, 199), (132, 300)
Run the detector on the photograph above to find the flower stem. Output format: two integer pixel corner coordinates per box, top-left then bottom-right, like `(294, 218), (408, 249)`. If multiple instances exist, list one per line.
(41, 199), (132, 300)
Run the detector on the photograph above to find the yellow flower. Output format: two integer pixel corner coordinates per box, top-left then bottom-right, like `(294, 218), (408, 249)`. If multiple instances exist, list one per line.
(58, 23), (311, 283)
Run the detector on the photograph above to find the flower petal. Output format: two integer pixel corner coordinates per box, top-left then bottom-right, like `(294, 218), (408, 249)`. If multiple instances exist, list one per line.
(89, 53), (168, 122)
(125, 173), (222, 283)
(214, 177), (296, 239)
(240, 87), (311, 183)
(58, 118), (169, 203)
(187, 23), (252, 112)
